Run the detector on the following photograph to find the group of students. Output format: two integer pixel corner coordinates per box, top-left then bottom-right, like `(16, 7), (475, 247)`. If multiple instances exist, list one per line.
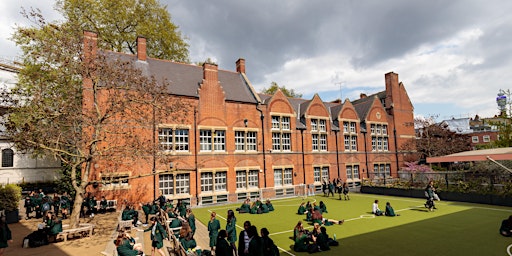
(24, 190), (73, 220)
(297, 201), (344, 226)
(208, 210), (280, 256)
(322, 179), (350, 200)
(115, 198), (197, 256)
(236, 197), (275, 214)
(293, 221), (338, 253)
(372, 200), (400, 217)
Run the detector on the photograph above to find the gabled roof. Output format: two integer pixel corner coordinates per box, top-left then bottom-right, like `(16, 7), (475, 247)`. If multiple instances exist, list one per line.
(108, 52), (259, 104)
(351, 91), (386, 120)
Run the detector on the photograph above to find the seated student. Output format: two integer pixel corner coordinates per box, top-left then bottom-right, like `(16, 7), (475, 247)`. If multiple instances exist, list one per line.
(179, 223), (197, 251)
(315, 226), (338, 251)
(169, 215), (182, 236)
(114, 232), (143, 256)
(311, 209), (344, 226)
(250, 201), (259, 214)
(293, 221), (305, 241)
(237, 198), (251, 213)
(266, 199), (275, 211)
(260, 201), (270, 213)
(99, 196), (108, 214)
(298, 202), (307, 215)
(305, 201), (312, 210)
(123, 228), (143, 252)
(319, 201), (328, 214)
(372, 200), (384, 216)
(122, 204), (139, 227)
(500, 215), (512, 237)
(45, 212), (62, 242)
(306, 205), (315, 221)
(385, 202), (400, 217)
(293, 228), (310, 252)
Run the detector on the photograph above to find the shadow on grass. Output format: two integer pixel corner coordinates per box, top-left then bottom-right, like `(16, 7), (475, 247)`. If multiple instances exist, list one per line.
(289, 208), (510, 256)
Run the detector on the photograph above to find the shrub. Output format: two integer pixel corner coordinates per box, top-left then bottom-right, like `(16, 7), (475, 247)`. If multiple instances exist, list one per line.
(0, 184), (22, 212)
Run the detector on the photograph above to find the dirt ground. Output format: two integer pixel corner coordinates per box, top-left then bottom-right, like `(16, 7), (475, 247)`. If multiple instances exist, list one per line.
(4, 211), (118, 256)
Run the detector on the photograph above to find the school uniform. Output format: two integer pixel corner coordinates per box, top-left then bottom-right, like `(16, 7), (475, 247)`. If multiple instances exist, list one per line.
(144, 222), (167, 249)
(208, 218), (221, 247)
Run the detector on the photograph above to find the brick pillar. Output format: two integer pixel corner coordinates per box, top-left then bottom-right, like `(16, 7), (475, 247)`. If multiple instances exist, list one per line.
(137, 36), (147, 61)
(236, 58), (245, 73)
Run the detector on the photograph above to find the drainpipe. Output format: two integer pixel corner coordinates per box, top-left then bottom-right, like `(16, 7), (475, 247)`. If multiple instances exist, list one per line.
(194, 107), (199, 205)
(256, 104), (266, 187)
(300, 129), (306, 184)
(334, 130), (340, 178)
(362, 130), (370, 178)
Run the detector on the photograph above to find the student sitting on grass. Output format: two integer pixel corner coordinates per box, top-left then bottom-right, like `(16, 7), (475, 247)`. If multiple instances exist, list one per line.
(266, 199), (275, 211)
(293, 221), (306, 241)
(319, 201), (328, 214)
(237, 198), (251, 213)
(298, 202), (307, 215)
(372, 200), (384, 216)
(385, 202), (400, 217)
(261, 201), (270, 213)
(500, 215), (512, 237)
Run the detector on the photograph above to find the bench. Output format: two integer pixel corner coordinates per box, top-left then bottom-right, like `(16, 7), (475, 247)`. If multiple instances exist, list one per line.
(56, 223), (95, 242)
(96, 199), (118, 212)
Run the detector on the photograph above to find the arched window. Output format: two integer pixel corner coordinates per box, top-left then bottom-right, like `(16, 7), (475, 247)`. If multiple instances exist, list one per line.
(1, 148), (14, 167)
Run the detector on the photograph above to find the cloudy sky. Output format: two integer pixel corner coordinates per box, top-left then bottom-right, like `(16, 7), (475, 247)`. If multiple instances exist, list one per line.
(1, 0), (512, 121)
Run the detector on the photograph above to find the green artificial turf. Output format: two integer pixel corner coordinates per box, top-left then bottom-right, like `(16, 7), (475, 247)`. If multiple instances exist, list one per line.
(192, 193), (512, 256)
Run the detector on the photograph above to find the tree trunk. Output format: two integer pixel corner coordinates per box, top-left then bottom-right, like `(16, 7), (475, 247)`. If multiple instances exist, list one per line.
(69, 186), (85, 228)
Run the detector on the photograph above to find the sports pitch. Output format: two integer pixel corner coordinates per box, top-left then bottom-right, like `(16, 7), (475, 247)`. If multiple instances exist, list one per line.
(192, 193), (512, 256)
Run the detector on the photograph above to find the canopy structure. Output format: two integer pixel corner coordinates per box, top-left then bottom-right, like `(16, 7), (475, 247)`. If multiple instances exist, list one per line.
(426, 147), (512, 163)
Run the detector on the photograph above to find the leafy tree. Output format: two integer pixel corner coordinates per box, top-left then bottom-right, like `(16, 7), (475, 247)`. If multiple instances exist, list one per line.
(261, 81), (302, 98)
(402, 117), (471, 162)
(6, 9), (186, 227)
(56, 0), (189, 62)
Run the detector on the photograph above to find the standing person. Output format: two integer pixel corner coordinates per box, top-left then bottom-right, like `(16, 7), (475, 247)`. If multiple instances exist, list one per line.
(238, 221), (251, 256)
(0, 215), (12, 256)
(144, 216), (167, 256)
(328, 181), (335, 197)
(24, 195), (33, 220)
(226, 210), (238, 256)
(208, 211), (221, 253)
(372, 200), (384, 216)
(156, 192), (166, 209)
(215, 230), (233, 256)
(52, 194), (60, 217)
(425, 180), (437, 211)
(247, 225), (263, 256)
(385, 202), (400, 217)
(186, 208), (196, 235)
(342, 182), (350, 200)
(60, 193), (70, 219)
(260, 228), (278, 256)
(322, 181), (327, 196)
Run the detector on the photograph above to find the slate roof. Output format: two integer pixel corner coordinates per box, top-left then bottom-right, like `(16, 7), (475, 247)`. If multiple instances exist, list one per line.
(351, 91), (386, 120)
(107, 52), (259, 104)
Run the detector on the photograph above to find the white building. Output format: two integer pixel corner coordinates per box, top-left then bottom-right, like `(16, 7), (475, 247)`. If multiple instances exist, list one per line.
(0, 59), (61, 184)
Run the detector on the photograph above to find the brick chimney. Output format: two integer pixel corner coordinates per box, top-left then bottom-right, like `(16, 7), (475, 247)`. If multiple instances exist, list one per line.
(236, 58), (245, 73)
(203, 62), (218, 82)
(360, 93), (367, 99)
(137, 36), (147, 61)
(83, 31), (98, 63)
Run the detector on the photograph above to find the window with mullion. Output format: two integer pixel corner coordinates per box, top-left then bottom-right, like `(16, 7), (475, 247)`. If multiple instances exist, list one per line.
(312, 134), (319, 151)
(320, 134), (327, 151)
(236, 171), (247, 189)
(215, 172), (227, 191)
(283, 168), (293, 185)
(313, 167), (321, 183)
(235, 131), (245, 151)
(213, 130), (225, 151)
(200, 130), (212, 151)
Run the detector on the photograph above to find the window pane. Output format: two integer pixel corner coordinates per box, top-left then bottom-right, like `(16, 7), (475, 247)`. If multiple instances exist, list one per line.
(282, 133), (291, 151)
(236, 171), (246, 189)
(214, 130), (225, 151)
(200, 130), (212, 151)
(176, 174), (189, 194)
(247, 132), (257, 151)
(158, 128), (173, 151)
(159, 174), (174, 195)
(201, 172), (213, 192)
(175, 129), (189, 151)
(248, 170), (259, 188)
(235, 131), (244, 151)
(274, 169), (282, 187)
(313, 167), (321, 183)
(283, 168), (293, 185)
(215, 172), (227, 191)
(1, 149), (14, 167)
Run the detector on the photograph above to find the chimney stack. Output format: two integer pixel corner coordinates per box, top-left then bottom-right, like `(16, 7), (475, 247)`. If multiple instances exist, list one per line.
(203, 62), (218, 82)
(137, 36), (147, 61)
(360, 93), (367, 99)
(236, 58), (245, 73)
(83, 31), (98, 62)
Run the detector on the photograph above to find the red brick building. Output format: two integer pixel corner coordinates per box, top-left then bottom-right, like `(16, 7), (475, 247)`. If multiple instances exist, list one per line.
(83, 32), (415, 205)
